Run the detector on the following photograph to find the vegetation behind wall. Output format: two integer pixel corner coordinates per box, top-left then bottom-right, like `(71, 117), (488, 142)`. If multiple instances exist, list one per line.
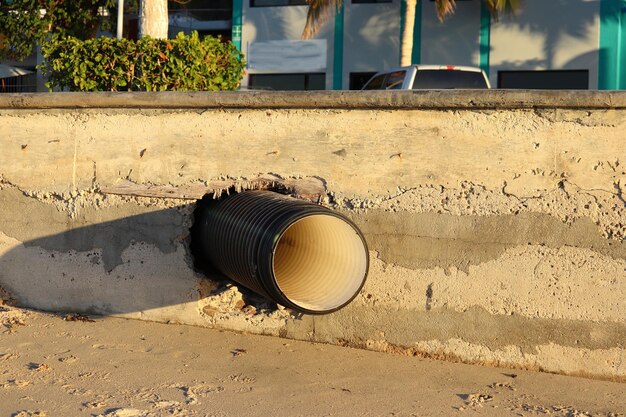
(0, 0), (115, 61)
(40, 32), (245, 91)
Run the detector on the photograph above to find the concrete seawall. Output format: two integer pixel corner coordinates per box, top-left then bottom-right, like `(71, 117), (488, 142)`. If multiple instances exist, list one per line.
(1, 91), (624, 380)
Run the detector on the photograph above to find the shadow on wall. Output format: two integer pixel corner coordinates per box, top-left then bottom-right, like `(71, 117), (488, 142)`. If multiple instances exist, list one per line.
(343, 5), (401, 73)
(420, 0), (482, 67)
(244, 2), (401, 85)
(0, 204), (235, 316)
(494, 51), (600, 72)
(245, 5), (329, 42)
(491, 0), (599, 72)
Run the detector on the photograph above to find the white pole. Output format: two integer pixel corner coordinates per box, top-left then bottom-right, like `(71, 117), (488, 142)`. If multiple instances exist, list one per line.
(117, 0), (124, 39)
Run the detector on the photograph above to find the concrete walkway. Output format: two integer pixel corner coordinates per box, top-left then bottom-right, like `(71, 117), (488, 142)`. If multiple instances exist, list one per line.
(1, 306), (625, 417)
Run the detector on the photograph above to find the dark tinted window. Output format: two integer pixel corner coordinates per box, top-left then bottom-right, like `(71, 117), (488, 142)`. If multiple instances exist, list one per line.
(169, 0), (232, 20)
(412, 70), (488, 89)
(383, 70), (406, 89)
(350, 72), (376, 90)
(498, 70), (589, 89)
(248, 73), (325, 90)
(251, 0), (307, 6)
(362, 74), (386, 90)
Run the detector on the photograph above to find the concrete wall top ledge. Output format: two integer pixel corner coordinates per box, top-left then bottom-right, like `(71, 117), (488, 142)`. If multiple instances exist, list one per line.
(1, 90), (626, 110)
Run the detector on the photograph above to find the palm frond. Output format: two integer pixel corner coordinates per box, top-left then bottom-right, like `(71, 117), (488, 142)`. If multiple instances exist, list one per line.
(484, 0), (521, 20)
(435, 0), (456, 22)
(302, 0), (342, 39)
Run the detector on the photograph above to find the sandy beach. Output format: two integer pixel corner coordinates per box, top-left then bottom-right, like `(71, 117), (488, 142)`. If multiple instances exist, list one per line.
(1, 305), (625, 417)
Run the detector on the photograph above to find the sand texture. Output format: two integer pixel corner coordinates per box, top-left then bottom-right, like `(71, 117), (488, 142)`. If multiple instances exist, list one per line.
(1, 305), (625, 417)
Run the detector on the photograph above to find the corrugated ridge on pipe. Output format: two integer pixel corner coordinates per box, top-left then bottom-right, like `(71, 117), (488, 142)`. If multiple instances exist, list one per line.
(195, 190), (369, 314)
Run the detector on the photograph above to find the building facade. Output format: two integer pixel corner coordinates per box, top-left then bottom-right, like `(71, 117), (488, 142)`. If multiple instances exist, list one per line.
(2, 0), (625, 92)
(235, 0), (626, 90)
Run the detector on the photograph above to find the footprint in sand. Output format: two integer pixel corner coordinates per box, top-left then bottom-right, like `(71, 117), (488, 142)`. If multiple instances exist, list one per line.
(58, 355), (78, 364)
(27, 363), (51, 372)
(228, 374), (256, 384)
(488, 381), (516, 391)
(96, 408), (149, 417)
(179, 384), (224, 405)
(11, 411), (48, 417)
(458, 393), (494, 408)
(0, 352), (19, 361)
(83, 400), (108, 409)
(1, 379), (32, 388)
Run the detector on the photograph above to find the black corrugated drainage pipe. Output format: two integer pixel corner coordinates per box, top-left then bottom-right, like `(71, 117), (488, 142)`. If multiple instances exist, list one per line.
(195, 190), (369, 315)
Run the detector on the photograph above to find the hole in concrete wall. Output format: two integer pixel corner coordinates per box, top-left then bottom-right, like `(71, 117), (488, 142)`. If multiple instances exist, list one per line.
(190, 186), (368, 314)
(189, 184), (292, 278)
(190, 194), (222, 279)
(189, 185), (294, 310)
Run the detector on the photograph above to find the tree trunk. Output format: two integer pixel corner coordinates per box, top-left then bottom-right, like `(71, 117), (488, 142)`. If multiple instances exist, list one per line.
(139, 0), (168, 39)
(400, 0), (417, 66)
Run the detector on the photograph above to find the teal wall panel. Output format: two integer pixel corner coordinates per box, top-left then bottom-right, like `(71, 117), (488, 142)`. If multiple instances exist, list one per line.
(599, 0), (626, 89)
(333, 3), (345, 90)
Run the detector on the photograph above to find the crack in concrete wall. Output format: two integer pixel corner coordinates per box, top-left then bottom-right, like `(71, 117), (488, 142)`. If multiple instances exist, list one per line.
(334, 180), (625, 242)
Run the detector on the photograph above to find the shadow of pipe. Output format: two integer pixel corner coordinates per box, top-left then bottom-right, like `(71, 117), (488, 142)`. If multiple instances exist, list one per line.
(0, 205), (242, 317)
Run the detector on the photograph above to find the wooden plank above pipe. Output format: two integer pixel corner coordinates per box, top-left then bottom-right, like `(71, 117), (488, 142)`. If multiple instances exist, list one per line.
(99, 176), (327, 203)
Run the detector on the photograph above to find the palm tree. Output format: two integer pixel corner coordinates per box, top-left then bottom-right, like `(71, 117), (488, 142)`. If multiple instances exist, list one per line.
(139, 0), (169, 39)
(303, 0), (521, 66)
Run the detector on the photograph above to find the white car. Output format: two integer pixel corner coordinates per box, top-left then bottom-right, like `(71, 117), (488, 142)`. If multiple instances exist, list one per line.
(362, 65), (491, 90)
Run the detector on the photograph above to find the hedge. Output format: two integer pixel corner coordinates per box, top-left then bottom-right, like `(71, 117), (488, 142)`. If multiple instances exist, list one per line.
(40, 32), (245, 91)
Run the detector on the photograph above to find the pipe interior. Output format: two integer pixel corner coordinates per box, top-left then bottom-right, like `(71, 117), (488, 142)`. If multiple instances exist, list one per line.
(272, 214), (368, 312)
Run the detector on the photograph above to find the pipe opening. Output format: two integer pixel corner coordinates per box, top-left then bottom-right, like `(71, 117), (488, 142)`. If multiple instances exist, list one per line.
(194, 190), (369, 314)
(273, 214), (368, 312)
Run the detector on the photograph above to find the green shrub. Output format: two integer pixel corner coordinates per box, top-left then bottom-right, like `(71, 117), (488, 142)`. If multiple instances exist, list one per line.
(0, 0), (115, 61)
(40, 32), (245, 91)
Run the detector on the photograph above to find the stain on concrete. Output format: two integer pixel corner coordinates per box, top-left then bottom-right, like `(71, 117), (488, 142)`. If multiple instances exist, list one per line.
(0, 187), (184, 271)
(349, 210), (626, 273)
(286, 304), (626, 354)
(534, 108), (621, 127)
(425, 283), (433, 311)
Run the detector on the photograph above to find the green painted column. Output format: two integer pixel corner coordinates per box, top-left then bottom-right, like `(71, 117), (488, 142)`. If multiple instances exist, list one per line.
(232, 0), (243, 52)
(333, 2), (345, 90)
(412, 0), (422, 64)
(401, 0), (422, 64)
(599, 0), (626, 90)
(479, 1), (491, 77)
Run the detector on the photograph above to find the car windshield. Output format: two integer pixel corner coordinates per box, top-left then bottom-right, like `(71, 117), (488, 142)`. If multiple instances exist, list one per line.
(412, 70), (488, 89)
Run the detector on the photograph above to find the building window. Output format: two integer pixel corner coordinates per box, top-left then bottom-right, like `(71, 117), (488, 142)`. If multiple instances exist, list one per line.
(248, 73), (326, 90)
(169, 0), (232, 20)
(250, 0), (307, 7)
(0, 74), (36, 93)
(167, 0), (233, 39)
(349, 72), (376, 90)
(497, 70), (589, 90)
